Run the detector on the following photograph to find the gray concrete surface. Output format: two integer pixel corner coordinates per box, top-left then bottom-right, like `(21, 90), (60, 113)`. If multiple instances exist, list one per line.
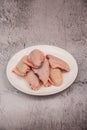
(0, 0), (87, 130)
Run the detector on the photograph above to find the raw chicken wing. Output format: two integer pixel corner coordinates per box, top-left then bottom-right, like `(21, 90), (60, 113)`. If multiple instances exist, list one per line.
(33, 58), (49, 85)
(50, 68), (63, 86)
(46, 55), (70, 72)
(27, 49), (45, 68)
(12, 56), (30, 76)
(25, 70), (41, 90)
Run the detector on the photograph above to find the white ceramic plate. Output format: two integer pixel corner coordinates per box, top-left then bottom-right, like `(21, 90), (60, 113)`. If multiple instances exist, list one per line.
(6, 45), (78, 96)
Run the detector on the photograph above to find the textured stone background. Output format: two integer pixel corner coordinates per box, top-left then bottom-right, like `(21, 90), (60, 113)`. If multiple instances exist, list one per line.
(0, 0), (87, 130)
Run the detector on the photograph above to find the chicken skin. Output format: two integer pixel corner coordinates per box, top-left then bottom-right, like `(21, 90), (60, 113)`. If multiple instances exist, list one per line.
(46, 54), (70, 72)
(50, 68), (63, 86)
(44, 80), (51, 87)
(12, 56), (30, 76)
(25, 70), (41, 90)
(33, 58), (50, 85)
(27, 49), (45, 68)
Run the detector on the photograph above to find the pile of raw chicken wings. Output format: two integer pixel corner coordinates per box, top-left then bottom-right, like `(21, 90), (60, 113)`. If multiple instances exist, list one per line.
(12, 49), (70, 91)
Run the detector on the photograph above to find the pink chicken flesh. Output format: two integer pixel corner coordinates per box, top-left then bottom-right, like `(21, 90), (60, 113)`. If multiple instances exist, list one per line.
(44, 80), (51, 87)
(12, 56), (30, 76)
(26, 49), (45, 68)
(33, 58), (50, 85)
(46, 54), (70, 72)
(25, 70), (41, 91)
(50, 68), (63, 86)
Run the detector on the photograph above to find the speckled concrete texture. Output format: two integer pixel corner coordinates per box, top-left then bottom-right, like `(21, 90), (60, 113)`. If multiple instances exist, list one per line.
(0, 0), (87, 130)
